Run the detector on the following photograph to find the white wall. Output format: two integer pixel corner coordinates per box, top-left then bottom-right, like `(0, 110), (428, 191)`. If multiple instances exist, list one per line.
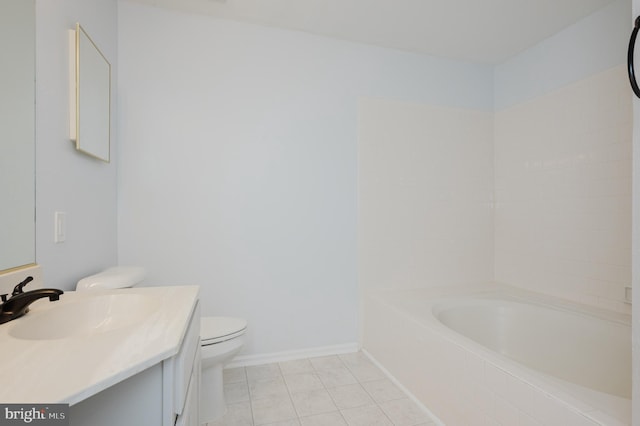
(117, 1), (493, 356)
(495, 0), (629, 110)
(35, 0), (118, 289)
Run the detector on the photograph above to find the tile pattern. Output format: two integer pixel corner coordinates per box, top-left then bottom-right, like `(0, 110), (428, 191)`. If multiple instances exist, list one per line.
(207, 352), (437, 426)
(494, 65), (632, 314)
(358, 98), (495, 293)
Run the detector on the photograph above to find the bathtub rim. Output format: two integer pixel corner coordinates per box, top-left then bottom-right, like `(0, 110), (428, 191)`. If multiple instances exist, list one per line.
(432, 293), (631, 327)
(365, 282), (631, 425)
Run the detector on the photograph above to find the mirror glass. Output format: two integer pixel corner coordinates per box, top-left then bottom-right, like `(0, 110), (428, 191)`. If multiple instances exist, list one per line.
(0, 0), (35, 272)
(71, 24), (111, 162)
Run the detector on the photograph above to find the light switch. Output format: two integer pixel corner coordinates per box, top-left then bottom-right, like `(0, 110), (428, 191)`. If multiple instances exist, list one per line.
(54, 212), (66, 243)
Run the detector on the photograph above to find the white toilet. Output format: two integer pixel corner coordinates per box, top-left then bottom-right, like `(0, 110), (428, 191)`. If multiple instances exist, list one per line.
(77, 267), (248, 423)
(200, 316), (247, 422)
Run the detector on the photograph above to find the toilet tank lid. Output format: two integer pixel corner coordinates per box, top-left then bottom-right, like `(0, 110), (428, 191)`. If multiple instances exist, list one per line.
(76, 266), (146, 291)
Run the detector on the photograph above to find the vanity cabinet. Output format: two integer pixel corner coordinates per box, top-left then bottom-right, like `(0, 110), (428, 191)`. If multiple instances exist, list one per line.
(174, 358), (200, 426)
(164, 301), (201, 426)
(69, 302), (201, 426)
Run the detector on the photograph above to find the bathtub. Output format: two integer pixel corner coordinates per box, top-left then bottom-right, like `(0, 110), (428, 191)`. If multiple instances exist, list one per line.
(362, 284), (631, 425)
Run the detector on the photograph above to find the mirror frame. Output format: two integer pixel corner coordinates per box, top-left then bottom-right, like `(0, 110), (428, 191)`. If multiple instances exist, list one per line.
(69, 23), (111, 163)
(0, 0), (36, 273)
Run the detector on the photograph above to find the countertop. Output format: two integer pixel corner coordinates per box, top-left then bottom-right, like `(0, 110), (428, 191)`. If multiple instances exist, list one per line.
(0, 285), (199, 405)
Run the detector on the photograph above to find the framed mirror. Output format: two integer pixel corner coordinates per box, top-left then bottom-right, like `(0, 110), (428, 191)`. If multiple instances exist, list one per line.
(70, 23), (111, 163)
(0, 0), (35, 272)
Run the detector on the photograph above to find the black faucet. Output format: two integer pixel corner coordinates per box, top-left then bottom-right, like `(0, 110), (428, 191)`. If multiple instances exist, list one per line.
(11, 276), (34, 297)
(0, 277), (64, 325)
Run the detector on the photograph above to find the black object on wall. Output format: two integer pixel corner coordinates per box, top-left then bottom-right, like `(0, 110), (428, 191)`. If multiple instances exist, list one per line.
(628, 16), (640, 98)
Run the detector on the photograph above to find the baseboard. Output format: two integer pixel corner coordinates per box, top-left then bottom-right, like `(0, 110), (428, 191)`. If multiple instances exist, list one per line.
(226, 342), (360, 368)
(361, 349), (446, 426)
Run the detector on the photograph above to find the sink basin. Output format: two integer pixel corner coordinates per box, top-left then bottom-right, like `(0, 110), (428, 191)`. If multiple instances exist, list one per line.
(9, 293), (158, 340)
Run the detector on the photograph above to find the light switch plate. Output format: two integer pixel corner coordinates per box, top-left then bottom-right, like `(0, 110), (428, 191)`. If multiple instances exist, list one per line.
(54, 211), (66, 243)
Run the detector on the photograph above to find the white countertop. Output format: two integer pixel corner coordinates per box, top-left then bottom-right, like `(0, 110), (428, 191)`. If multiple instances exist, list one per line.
(0, 285), (199, 405)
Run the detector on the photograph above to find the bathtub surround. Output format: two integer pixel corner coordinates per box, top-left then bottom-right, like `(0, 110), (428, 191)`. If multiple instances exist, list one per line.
(357, 99), (494, 292)
(358, 0), (631, 307)
(358, 1), (632, 424)
(494, 66), (632, 312)
(492, 0), (632, 314)
(491, 1), (632, 316)
(359, 62), (631, 315)
(358, 66), (632, 424)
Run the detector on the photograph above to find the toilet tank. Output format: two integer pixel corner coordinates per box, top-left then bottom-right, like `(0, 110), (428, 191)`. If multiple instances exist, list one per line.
(76, 266), (146, 291)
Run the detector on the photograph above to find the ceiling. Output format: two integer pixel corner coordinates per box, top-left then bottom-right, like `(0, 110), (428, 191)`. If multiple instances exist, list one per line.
(128, 0), (618, 64)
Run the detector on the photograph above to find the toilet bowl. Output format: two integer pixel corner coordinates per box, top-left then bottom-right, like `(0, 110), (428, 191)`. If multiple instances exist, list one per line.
(77, 267), (247, 423)
(200, 316), (247, 423)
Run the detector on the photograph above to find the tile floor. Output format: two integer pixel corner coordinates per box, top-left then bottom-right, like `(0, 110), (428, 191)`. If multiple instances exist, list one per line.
(207, 352), (438, 426)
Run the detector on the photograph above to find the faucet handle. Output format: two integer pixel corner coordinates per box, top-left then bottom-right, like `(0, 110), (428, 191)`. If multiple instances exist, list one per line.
(12, 276), (34, 296)
(0, 294), (7, 303)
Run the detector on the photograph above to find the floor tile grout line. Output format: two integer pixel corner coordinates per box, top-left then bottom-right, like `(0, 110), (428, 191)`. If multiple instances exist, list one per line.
(219, 354), (435, 426)
(283, 356), (350, 425)
(280, 361), (304, 424)
(312, 357), (352, 426)
(251, 363), (287, 426)
(246, 366), (256, 426)
(314, 354), (387, 426)
(285, 355), (366, 426)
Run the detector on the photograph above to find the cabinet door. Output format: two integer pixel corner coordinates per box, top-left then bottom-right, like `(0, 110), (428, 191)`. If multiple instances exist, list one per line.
(70, 364), (163, 426)
(174, 303), (201, 415)
(174, 351), (200, 426)
(163, 302), (201, 426)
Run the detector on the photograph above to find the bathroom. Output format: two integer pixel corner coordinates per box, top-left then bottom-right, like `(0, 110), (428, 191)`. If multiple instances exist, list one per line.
(1, 0), (639, 425)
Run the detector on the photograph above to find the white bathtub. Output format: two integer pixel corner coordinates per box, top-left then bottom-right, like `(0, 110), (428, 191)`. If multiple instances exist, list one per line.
(434, 297), (631, 400)
(362, 285), (632, 425)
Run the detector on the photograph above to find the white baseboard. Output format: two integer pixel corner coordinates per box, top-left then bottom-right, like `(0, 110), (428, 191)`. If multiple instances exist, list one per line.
(361, 349), (446, 426)
(226, 342), (360, 368)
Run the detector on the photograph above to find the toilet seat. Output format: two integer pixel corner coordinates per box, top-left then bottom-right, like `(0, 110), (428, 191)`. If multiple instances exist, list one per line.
(201, 316), (247, 346)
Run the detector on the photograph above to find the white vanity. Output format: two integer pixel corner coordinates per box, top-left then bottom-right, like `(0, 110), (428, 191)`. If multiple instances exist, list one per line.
(0, 285), (200, 426)
(0, 2), (197, 423)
